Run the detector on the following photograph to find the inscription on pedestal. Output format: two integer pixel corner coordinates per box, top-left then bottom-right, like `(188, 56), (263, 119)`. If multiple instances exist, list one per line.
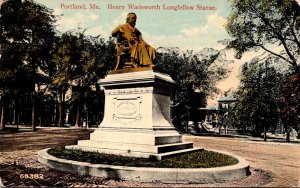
(113, 97), (142, 125)
(105, 87), (153, 95)
(117, 101), (137, 116)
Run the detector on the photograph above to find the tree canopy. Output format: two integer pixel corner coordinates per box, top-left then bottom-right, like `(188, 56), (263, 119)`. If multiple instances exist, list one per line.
(0, 0), (57, 130)
(226, 0), (300, 74)
(0, 0), (114, 129)
(234, 58), (283, 136)
(155, 48), (230, 130)
(51, 30), (114, 127)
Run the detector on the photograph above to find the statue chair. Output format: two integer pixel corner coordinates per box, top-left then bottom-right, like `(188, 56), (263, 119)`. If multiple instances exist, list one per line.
(113, 39), (138, 71)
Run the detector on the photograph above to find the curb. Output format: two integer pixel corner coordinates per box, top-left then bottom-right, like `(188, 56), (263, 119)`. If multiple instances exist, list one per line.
(184, 135), (300, 146)
(38, 148), (250, 184)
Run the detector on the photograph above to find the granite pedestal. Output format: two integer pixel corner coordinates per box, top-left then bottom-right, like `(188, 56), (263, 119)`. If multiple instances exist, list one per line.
(66, 71), (202, 160)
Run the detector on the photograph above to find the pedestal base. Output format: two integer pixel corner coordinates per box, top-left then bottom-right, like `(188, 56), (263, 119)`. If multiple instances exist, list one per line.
(66, 71), (202, 160)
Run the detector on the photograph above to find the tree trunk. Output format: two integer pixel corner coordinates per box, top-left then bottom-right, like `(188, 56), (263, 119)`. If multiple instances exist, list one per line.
(0, 105), (5, 130)
(286, 128), (290, 142)
(75, 106), (80, 128)
(57, 92), (64, 127)
(31, 92), (36, 131)
(39, 112), (42, 127)
(57, 101), (63, 127)
(295, 65), (300, 78)
(263, 126), (267, 142)
(86, 109), (89, 128)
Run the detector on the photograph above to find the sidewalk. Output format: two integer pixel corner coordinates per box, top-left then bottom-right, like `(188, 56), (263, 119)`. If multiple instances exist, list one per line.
(4, 125), (300, 145)
(2, 124), (98, 131)
(185, 133), (300, 146)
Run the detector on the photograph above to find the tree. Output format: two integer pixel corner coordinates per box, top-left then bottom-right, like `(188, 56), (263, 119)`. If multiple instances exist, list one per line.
(0, 43), (23, 130)
(0, 0), (20, 129)
(279, 73), (300, 141)
(68, 33), (115, 127)
(0, 0), (56, 131)
(22, 0), (56, 131)
(226, 0), (300, 141)
(226, 0), (300, 75)
(70, 33), (114, 127)
(51, 30), (114, 127)
(51, 32), (76, 127)
(155, 48), (229, 131)
(234, 58), (283, 139)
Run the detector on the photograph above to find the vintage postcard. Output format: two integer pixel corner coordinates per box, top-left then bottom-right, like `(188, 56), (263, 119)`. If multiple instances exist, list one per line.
(0, 0), (300, 187)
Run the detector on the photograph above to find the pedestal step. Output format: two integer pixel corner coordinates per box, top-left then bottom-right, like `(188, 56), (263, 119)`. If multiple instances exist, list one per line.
(155, 135), (182, 145)
(150, 148), (204, 160)
(157, 142), (193, 153)
(76, 140), (193, 154)
(65, 145), (204, 161)
(65, 145), (152, 158)
(90, 131), (182, 145)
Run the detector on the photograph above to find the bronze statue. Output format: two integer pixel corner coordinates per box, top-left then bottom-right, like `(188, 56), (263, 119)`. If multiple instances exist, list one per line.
(112, 13), (156, 72)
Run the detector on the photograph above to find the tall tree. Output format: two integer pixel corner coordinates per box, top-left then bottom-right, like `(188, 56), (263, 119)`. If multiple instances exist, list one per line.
(226, 0), (300, 75)
(234, 58), (283, 139)
(0, 43), (23, 130)
(22, 0), (56, 130)
(0, 0), (27, 129)
(51, 30), (114, 127)
(155, 48), (229, 131)
(279, 73), (300, 141)
(51, 32), (77, 127)
(69, 33), (115, 127)
(0, 0), (56, 130)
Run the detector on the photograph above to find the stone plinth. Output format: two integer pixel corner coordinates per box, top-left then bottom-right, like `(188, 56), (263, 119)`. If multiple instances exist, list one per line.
(66, 71), (202, 160)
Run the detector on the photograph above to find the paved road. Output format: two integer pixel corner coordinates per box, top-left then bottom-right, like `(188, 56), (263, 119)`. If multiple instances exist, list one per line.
(0, 128), (299, 187)
(0, 128), (94, 164)
(184, 135), (300, 187)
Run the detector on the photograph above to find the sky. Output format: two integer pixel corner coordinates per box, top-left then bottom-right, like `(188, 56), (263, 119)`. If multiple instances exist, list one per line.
(34, 0), (232, 52)
(33, 0), (235, 105)
(2, 0), (300, 105)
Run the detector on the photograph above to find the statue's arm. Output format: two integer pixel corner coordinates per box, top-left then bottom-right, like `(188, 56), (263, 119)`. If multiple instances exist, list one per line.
(112, 25), (123, 37)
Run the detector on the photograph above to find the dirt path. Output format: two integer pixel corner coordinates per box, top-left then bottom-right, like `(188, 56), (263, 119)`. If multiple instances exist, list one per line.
(0, 128), (93, 164)
(184, 135), (300, 187)
(0, 129), (298, 187)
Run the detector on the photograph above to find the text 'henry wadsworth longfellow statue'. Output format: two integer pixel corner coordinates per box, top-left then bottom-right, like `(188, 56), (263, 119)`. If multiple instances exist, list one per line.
(112, 12), (156, 72)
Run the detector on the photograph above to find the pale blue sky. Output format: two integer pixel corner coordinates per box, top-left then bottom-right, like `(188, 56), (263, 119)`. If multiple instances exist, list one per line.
(35, 0), (238, 104)
(36, 0), (232, 52)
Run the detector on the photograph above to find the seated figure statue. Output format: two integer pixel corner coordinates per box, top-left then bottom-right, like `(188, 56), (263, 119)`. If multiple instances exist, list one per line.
(112, 12), (156, 71)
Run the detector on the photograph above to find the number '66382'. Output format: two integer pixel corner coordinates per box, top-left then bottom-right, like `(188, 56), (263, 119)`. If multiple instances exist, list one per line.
(19, 174), (44, 179)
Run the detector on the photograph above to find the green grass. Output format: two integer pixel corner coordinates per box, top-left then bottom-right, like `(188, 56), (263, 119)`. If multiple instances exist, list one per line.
(48, 148), (239, 168)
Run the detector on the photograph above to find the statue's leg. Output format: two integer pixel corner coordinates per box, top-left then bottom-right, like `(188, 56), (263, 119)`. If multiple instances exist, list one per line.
(130, 43), (138, 67)
(147, 46), (156, 61)
(137, 43), (153, 66)
(147, 46), (157, 66)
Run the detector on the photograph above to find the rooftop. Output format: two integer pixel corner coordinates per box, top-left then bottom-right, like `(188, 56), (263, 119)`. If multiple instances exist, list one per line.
(218, 93), (236, 103)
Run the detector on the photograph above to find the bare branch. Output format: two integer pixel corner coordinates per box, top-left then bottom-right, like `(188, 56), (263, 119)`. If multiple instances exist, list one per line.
(290, 14), (300, 52)
(248, 4), (298, 65)
(259, 45), (293, 64)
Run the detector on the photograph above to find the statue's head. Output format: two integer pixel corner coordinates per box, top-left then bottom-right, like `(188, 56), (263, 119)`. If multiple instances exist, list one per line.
(126, 12), (137, 27)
